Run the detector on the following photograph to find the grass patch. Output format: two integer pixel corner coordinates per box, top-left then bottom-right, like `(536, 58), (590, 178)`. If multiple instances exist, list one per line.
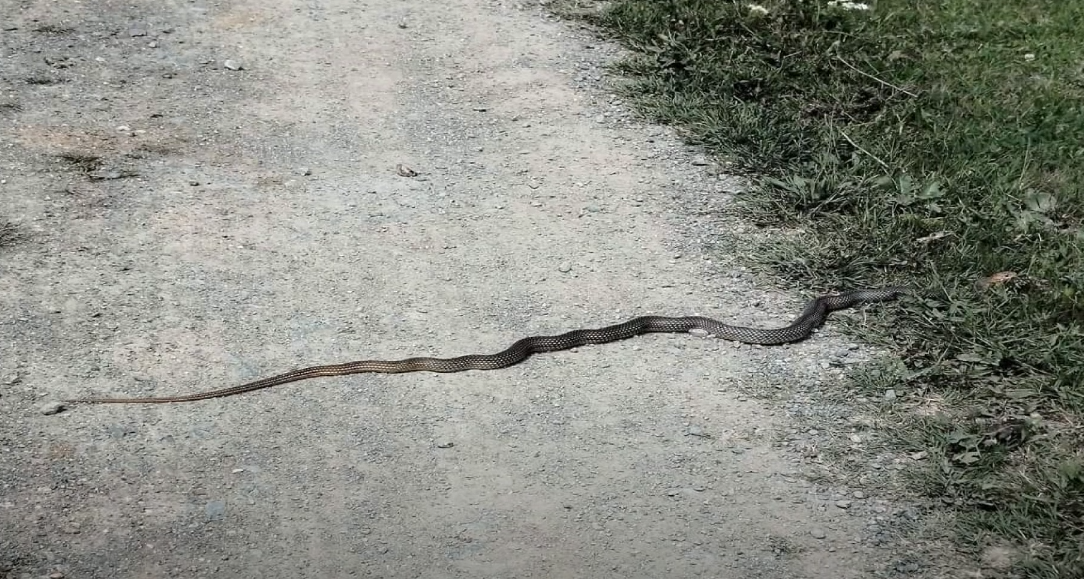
(0, 221), (19, 248)
(55, 153), (104, 173)
(31, 24), (74, 35)
(23, 76), (64, 86)
(569, 0), (1084, 575)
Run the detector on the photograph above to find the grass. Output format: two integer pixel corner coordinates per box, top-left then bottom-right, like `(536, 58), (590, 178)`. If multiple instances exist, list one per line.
(0, 221), (17, 248)
(564, 0), (1084, 575)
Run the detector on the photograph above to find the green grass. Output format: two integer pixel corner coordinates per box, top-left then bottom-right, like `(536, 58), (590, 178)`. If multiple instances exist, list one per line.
(568, 0), (1084, 575)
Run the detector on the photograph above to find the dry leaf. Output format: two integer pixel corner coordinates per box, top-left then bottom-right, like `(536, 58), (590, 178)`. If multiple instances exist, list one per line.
(974, 271), (1017, 290)
(916, 230), (951, 243)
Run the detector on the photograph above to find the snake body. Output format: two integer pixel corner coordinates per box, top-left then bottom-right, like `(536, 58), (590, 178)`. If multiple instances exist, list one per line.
(67, 288), (907, 404)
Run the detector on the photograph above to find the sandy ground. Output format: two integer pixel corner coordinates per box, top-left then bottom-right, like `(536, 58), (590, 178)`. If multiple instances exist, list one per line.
(1, 0), (959, 577)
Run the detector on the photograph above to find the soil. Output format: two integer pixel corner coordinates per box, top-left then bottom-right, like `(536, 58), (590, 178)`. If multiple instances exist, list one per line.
(1, 0), (964, 577)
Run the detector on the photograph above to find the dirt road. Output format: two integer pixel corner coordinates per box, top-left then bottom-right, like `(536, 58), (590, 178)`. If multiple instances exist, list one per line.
(1, 0), (951, 577)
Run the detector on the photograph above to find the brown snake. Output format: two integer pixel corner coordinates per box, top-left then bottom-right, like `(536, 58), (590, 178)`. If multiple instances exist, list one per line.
(66, 288), (908, 404)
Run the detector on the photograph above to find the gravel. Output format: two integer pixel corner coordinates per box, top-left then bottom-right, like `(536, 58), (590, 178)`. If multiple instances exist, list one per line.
(0, 0), (960, 577)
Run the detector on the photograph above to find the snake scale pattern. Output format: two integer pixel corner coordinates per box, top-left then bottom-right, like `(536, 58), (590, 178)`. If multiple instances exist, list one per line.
(67, 287), (908, 404)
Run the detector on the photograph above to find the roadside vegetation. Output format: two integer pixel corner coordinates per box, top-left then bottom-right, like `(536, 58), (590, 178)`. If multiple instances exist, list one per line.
(0, 220), (17, 248)
(563, 0), (1084, 575)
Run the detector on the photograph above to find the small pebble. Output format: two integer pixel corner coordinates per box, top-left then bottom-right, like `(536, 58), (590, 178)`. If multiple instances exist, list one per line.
(223, 59), (243, 71)
(810, 528), (827, 539)
(40, 401), (65, 415)
(557, 262), (572, 273)
(296, 166), (312, 176)
(436, 440), (454, 449)
(884, 389), (897, 401)
(835, 500), (852, 509)
(853, 491), (866, 499)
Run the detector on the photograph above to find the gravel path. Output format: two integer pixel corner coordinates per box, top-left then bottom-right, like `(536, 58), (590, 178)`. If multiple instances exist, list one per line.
(1, 0), (955, 577)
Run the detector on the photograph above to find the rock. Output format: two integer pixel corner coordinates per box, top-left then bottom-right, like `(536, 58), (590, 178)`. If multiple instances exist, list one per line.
(835, 500), (852, 509)
(853, 491), (866, 499)
(557, 262), (572, 273)
(895, 561), (921, 573)
(205, 500), (226, 519)
(39, 401), (65, 415)
(809, 528), (827, 539)
(223, 59), (243, 71)
(884, 389), (897, 401)
(435, 440), (454, 449)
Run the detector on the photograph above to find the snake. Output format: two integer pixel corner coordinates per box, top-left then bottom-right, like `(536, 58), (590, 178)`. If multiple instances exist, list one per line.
(65, 287), (908, 405)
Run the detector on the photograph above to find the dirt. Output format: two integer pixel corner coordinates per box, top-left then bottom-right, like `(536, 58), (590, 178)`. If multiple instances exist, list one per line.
(1, 0), (965, 577)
